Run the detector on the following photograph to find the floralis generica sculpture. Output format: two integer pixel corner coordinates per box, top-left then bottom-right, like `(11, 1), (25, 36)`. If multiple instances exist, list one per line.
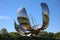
(14, 3), (49, 36)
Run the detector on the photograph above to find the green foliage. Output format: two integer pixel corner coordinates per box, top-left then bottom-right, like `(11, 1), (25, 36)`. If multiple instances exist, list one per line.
(0, 28), (8, 34)
(55, 32), (60, 38)
(0, 28), (60, 40)
(39, 31), (48, 36)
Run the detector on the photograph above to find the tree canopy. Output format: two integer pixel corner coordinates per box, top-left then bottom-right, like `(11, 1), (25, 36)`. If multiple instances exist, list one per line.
(0, 28), (60, 40)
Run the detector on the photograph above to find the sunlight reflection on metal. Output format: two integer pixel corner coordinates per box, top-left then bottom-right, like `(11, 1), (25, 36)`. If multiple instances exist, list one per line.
(14, 3), (49, 36)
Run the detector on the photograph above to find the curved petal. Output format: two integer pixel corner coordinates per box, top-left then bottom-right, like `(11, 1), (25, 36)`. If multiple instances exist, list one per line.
(17, 7), (33, 31)
(40, 3), (49, 30)
(14, 21), (31, 36)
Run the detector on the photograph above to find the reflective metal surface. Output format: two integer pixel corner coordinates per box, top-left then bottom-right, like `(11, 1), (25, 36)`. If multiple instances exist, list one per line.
(40, 3), (49, 30)
(14, 3), (49, 36)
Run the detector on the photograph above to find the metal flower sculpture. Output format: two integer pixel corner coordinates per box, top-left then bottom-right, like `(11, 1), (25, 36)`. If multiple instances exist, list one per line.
(14, 3), (49, 36)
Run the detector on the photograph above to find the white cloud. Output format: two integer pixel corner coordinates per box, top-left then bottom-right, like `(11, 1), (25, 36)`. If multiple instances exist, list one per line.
(0, 16), (11, 20)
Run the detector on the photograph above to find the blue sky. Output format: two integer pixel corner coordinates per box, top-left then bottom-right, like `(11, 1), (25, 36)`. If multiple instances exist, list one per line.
(0, 0), (60, 33)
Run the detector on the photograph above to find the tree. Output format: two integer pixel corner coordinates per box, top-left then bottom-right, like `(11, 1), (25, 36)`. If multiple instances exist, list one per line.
(55, 32), (60, 38)
(48, 32), (56, 39)
(0, 28), (8, 34)
(39, 31), (48, 37)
